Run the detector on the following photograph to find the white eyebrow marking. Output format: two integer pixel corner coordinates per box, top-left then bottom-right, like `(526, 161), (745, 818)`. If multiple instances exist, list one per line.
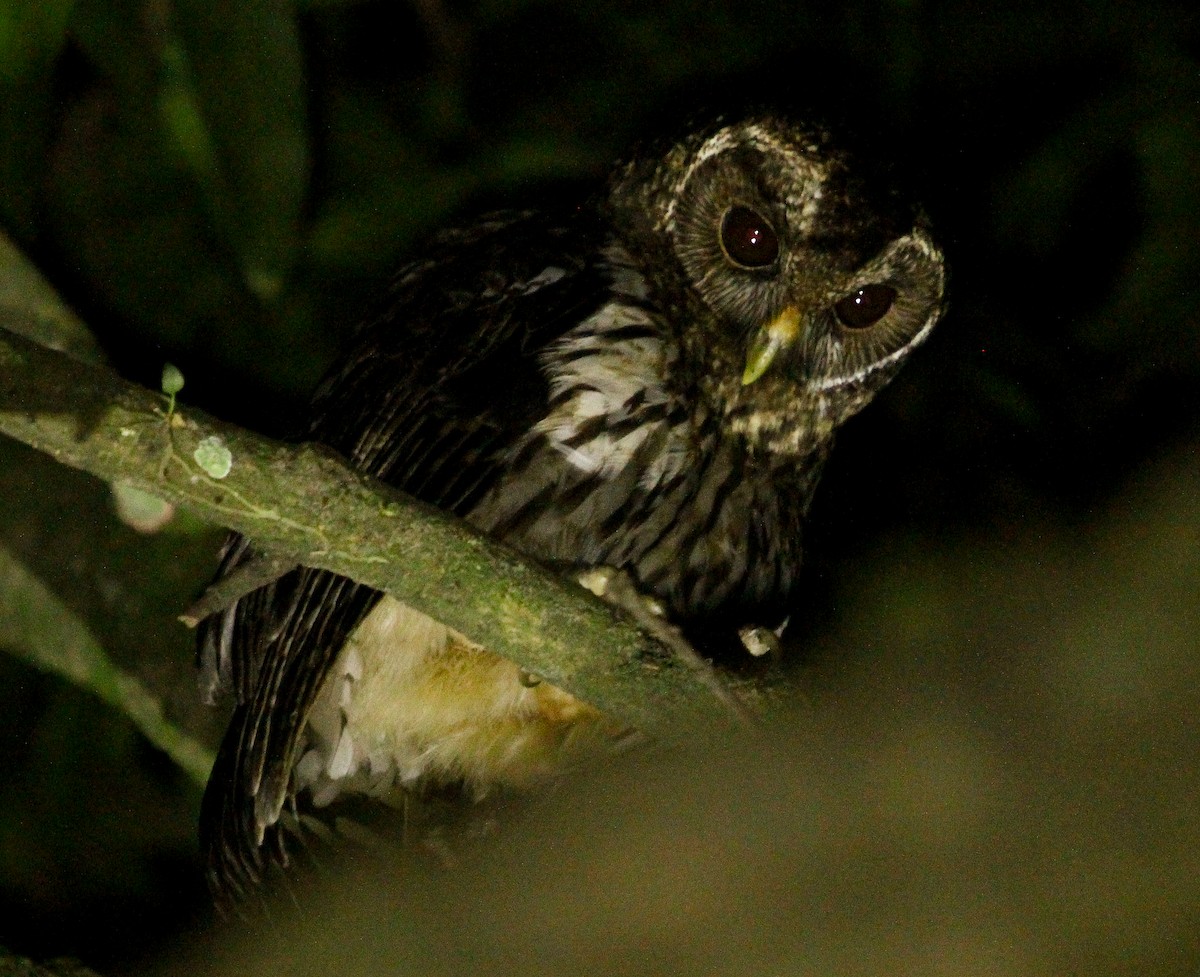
(661, 121), (830, 237)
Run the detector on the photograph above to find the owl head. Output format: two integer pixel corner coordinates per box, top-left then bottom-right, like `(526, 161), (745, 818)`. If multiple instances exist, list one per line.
(606, 114), (947, 457)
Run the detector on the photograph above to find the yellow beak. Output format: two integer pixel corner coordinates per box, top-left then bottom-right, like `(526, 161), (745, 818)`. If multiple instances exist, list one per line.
(742, 306), (802, 385)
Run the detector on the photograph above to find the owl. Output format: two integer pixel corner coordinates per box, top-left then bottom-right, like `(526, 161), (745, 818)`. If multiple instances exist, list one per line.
(197, 113), (947, 902)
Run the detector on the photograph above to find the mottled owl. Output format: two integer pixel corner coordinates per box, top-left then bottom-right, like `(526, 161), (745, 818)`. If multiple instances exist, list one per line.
(197, 113), (947, 902)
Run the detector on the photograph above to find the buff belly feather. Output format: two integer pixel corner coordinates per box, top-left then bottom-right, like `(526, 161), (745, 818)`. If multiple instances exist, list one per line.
(293, 596), (622, 806)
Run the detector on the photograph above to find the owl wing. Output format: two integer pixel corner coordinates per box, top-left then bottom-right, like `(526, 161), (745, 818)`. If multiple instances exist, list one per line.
(197, 209), (614, 898)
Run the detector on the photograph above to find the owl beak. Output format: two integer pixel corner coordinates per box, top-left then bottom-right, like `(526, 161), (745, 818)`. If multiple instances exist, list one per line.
(742, 306), (802, 385)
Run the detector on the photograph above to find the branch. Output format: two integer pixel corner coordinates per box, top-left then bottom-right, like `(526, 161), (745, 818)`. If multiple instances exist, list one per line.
(0, 318), (749, 735)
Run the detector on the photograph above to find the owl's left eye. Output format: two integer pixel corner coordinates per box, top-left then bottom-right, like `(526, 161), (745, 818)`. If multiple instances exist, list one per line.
(834, 284), (896, 329)
(719, 206), (779, 269)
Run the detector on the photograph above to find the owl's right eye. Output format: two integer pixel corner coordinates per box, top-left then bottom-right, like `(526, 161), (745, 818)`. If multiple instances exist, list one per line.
(719, 206), (779, 269)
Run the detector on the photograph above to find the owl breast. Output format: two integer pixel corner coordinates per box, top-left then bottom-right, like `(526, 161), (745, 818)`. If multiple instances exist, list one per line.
(465, 246), (813, 624)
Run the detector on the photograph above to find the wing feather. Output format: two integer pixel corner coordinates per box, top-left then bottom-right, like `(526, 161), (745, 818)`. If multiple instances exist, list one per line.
(197, 208), (611, 898)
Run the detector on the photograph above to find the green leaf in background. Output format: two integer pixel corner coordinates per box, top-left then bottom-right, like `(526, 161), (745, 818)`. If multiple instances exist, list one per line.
(0, 231), (103, 363)
(0, 545), (213, 786)
(156, 38), (224, 207)
(169, 0), (309, 302)
(0, 0), (75, 84)
(306, 87), (602, 277)
(0, 0), (76, 234)
(44, 73), (255, 362)
(51, 0), (328, 408)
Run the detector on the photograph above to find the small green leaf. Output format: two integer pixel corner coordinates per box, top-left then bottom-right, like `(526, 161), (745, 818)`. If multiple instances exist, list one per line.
(161, 362), (185, 396)
(193, 435), (233, 479)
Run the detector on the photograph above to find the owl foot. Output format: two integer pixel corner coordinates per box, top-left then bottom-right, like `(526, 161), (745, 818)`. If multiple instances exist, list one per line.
(577, 566), (755, 726)
(737, 616), (789, 658)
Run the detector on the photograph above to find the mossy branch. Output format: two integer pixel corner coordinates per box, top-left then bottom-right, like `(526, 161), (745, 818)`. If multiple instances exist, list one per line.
(0, 318), (749, 735)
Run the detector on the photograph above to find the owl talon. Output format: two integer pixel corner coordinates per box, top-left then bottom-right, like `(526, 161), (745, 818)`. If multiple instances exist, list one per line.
(576, 566), (616, 599)
(738, 625), (779, 657)
(577, 566), (754, 725)
(577, 566), (666, 617)
(738, 616), (790, 658)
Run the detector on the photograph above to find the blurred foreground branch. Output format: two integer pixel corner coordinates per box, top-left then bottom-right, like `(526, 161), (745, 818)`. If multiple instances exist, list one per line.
(0, 948), (100, 977)
(0, 320), (746, 735)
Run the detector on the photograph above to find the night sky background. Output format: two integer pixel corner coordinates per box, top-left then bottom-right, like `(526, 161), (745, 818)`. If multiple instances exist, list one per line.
(1, 1), (1198, 973)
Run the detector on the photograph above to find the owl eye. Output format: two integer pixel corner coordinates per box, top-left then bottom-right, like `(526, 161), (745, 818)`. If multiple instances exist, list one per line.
(834, 284), (896, 329)
(719, 206), (779, 269)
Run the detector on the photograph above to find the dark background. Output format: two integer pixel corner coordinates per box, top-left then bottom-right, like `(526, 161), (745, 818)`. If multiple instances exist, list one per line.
(1, 0), (1198, 972)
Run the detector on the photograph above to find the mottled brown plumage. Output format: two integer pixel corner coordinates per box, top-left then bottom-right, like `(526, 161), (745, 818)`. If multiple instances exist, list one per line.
(198, 114), (947, 902)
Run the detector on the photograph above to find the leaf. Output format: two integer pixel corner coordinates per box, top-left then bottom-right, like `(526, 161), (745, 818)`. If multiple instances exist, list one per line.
(170, 0), (309, 300)
(0, 229), (104, 363)
(0, 545), (214, 786)
(0, 0), (75, 84)
(161, 362), (186, 396)
(0, 0), (76, 232)
(45, 78), (243, 347)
